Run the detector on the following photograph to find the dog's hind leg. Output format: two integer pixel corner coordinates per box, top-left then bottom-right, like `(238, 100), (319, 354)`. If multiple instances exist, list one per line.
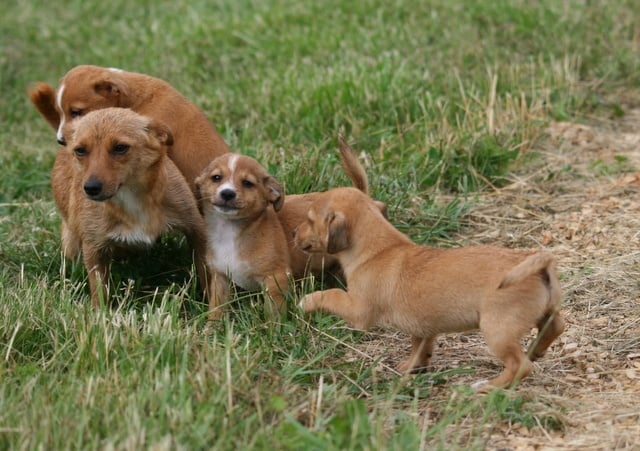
(477, 321), (533, 391)
(530, 310), (565, 361)
(397, 336), (435, 373)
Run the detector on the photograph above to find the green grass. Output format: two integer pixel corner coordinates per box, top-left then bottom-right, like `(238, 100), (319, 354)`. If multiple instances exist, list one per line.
(1, 0), (638, 448)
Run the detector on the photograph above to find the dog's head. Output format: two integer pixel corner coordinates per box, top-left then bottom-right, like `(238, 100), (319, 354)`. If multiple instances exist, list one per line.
(67, 107), (173, 202)
(29, 65), (132, 146)
(195, 154), (284, 219)
(293, 188), (361, 254)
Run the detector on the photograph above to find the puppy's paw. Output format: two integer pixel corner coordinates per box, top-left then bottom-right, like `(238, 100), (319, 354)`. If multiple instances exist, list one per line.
(298, 294), (316, 312)
(470, 379), (492, 393)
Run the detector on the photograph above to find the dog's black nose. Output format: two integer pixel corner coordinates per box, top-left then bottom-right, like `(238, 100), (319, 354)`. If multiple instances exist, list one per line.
(57, 137), (67, 146)
(84, 179), (103, 197)
(220, 189), (236, 202)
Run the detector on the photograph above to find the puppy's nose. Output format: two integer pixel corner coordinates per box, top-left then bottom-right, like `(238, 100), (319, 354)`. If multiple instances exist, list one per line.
(57, 136), (67, 146)
(84, 179), (103, 198)
(220, 189), (236, 202)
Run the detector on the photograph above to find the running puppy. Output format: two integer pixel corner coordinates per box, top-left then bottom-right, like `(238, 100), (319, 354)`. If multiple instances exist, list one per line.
(294, 187), (564, 390)
(29, 65), (229, 191)
(52, 108), (208, 307)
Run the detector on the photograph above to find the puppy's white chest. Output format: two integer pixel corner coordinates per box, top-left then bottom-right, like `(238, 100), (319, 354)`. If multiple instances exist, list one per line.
(206, 217), (259, 291)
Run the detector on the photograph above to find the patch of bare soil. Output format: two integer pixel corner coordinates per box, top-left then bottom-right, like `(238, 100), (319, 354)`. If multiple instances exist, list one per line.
(352, 108), (640, 448)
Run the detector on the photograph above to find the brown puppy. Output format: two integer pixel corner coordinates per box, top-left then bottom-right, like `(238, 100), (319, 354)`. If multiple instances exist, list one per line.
(195, 153), (290, 319)
(195, 138), (381, 320)
(52, 107), (208, 307)
(294, 187), (564, 390)
(29, 65), (230, 191)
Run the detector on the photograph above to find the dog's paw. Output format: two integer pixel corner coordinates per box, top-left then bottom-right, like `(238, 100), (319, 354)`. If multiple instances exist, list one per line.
(470, 379), (492, 393)
(298, 294), (316, 312)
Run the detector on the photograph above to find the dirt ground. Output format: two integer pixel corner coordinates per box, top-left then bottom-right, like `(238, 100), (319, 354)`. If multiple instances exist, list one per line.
(352, 106), (640, 449)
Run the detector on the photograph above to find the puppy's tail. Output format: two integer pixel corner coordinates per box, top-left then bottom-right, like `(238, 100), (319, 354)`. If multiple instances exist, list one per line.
(338, 136), (369, 194)
(499, 252), (556, 290)
(28, 82), (61, 130)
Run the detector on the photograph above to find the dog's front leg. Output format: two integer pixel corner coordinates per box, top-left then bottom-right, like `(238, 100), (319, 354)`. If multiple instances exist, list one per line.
(263, 271), (290, 319)
(82, 245), (110, 309)
(299, 288), (370, 329)
(208, 271), (230, 320)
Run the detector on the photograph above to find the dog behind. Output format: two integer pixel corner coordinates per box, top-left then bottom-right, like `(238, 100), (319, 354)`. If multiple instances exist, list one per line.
(29, 65), (230, 191)
(53, 107), (208, 307)
(295, 187), (564, 390)
(195, 138), (382, 320)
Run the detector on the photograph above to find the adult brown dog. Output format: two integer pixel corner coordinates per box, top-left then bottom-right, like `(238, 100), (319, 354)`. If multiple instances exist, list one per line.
(294, 187), (564, 390)
(52, 107), (208, 307)
(195, 138), (383, 320)
(29, 65), (229, 191)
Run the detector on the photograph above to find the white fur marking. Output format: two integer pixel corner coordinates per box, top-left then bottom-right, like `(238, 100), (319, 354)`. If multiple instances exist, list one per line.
(471, 379), (490, 392)
(105, 187), (158, 246)
(107, 67), (124, 73)
(205, 213), (260, 291)
(216, 154), (239, 198)
(56, 84), (66, 142)
(228, 154), (238, 173)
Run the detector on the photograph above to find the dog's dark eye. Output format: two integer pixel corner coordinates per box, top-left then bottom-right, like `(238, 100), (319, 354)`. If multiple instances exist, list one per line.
(242, 179), (254, 188)
(70, 109), (84, 118)
(74, 146), (87, 157)
(211, 174), (222, 183)
(112, 144), (130, 155)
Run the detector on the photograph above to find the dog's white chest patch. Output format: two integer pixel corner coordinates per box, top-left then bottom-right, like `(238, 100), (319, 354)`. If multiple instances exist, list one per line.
(106, 188), (163, 247)
(206, 216), (260, 291)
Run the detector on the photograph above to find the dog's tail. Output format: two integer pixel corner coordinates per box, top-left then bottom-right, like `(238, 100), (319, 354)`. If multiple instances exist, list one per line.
(28, 82), (61, 130)
(499, 252), (556, 290)
(338, 136), (369, 194)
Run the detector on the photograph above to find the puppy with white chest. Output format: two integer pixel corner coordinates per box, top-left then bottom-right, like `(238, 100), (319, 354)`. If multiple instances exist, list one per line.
(29, 65), (230, 192)
(196, 153), (290, 319)
(53, 107), (209, 307)
(295, 187), (565, 390)
(196, 138), (383, 320)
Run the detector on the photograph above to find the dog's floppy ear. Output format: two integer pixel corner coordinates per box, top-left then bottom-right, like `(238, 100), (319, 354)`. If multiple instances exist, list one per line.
(326, 211), (349, 253)
(93, 75), (129, 106)
(27, 82), (60, 130)
(146, 119), (174, 147)
(264, 176), (284, 211)
(373, 200), (388, 218)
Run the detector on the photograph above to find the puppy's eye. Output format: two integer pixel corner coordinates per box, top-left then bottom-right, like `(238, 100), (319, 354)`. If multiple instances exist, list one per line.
(211, 174), (222, 183)
(70, 109), (84, 118)
(74, 146), (87, 157)
(242, 179), (254, 188)
(112, 144), (130, 155)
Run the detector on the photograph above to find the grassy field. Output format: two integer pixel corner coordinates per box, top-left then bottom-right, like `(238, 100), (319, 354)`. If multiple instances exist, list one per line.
(1, 0), (639, 449)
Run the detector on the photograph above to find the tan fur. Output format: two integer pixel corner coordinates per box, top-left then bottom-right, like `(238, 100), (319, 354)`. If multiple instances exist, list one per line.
(295, 187), (565, 390)
(195, 153), (291, 319)
(52, 108), (208, 307)
(195, 140), (384, 320)
(29, 65), (230, 192)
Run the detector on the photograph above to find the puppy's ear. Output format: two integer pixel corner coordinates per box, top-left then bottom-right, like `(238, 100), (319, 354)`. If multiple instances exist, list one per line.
(264, 176), (284, 211)
(373, 200), (388, 218)
(146, 120), (174, 147)
(93, 76), (129, 106)
(27, 82), (60, 130)
(327, 211), (349, 253)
